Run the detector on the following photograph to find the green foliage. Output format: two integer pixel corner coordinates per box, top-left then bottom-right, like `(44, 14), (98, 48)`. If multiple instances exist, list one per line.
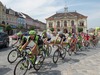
(5, 25), (12, 31)
(29, 26), (35, 30)
(98, 28), (100, 30)
(96, 27), (100, 30)
(50, 28), (54, 32)
(78, 28), (83, 32)
(18, 25), (23, 29)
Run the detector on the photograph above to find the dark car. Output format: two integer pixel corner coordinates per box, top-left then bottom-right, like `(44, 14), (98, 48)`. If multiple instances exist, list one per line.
(0, 32), (9, 48)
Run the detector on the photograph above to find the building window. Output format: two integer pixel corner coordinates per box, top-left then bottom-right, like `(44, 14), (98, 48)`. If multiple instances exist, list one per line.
(49, 22), (53, 27)
(64, 21), (67, 27)
(57, 21), (60, 27)
(71, 20), (74, 26)
(80, 21), (84, 26)
(6, 17), (8, 20)
(2, 9), (4, 11)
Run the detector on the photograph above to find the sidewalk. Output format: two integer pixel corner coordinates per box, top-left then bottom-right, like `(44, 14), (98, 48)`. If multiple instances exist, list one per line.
(65, 50), (100, 75)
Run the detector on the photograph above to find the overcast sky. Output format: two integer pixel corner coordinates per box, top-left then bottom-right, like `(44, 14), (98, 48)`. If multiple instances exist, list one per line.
(0, 0), (100, 28)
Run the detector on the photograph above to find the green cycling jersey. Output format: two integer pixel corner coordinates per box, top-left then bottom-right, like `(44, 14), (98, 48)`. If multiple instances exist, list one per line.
(18, 36), (27, 45)
(27, 35), (39, 44)
(27, 35), (43, 46)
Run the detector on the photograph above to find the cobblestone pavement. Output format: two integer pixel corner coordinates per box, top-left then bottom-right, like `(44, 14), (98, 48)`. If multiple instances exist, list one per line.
(0, 39), (100, 75)
(66, 48), (100, 75)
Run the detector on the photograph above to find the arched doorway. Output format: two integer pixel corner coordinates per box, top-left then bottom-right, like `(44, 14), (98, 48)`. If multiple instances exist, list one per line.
(71, 20), (76, 33)
(64, 21), (67, 27)
(57, 21), (60, 27)
(63, 29), (68, 33)
(71, 20), (74, 26)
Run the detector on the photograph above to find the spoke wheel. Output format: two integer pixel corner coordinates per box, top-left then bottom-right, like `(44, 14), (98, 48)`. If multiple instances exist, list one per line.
(14, 59), (29, 75)
(33, 54), (44, 71)
(53, 50), (59, 64)
(61, 48), (66, 59)
(48, 45), (52, 55)
(68, 48), (72, 56)
(7, 49), (18, 63)
(65, 45), (69, 52)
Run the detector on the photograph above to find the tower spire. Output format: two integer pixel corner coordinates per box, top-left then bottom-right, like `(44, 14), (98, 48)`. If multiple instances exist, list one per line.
(64, 2), (68, 13)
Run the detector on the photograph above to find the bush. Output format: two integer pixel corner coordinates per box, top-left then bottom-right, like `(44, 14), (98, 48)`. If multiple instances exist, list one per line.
(50, 28), (54, 32)
(29, 26), (35, 30)
(5, 25), (12, 35)
(78, 28), (83, 32)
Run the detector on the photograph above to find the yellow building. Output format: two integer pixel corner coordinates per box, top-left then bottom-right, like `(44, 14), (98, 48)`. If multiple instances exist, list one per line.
(0, 1), (6, 31)
(46, 7), (88, 33)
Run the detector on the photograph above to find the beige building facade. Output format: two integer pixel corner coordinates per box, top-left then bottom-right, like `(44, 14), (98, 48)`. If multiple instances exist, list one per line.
(0, 1), (6, 31)
(46, 7), (88, 33)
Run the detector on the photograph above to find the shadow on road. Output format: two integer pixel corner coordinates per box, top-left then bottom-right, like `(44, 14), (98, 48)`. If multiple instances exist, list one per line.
(75, 52), (87, 56)
(0, 47), (12, 52)
(80, 49), (90, 52)
(62, 58), (80, 64)
(0, 66), (11, 75)
(29, 70), (61, 75)
(41, 61), (58, 71)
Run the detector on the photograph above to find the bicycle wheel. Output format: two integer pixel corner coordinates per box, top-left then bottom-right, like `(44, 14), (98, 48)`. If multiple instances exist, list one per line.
(53, 50), (60, 64)
(39, 50), (45, 62)
(48, 45), (52, 56)
(76, 44), (80, 51)
(61, 48), (66, 59)
(14, 59), (29, 75)
(65, 45), (69, 52)
(68, 48), (72, 56)
(7, 49), (18, 63)
(33, 54), (44, 71)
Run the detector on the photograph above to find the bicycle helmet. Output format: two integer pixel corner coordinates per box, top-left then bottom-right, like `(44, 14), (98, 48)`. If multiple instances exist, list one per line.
(29, 30), (36, 35)
(43, 30), (46, 33)
(17, 31), (22, 36)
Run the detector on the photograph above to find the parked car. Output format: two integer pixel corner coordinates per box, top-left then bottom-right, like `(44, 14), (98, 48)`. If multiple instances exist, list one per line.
(10, 33), (18, 40)
(0, 32), (9, 48)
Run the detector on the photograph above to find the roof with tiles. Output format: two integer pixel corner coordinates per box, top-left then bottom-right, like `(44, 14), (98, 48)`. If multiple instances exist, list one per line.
(46, 12), (87, 20)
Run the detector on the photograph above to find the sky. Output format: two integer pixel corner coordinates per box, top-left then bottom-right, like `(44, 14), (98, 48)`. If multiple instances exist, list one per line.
(0, 0), (100, 28)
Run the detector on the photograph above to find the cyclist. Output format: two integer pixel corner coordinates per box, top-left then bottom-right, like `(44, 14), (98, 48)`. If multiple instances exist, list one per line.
(83, 30), (90, 47)
(91, 30), (97, 46)
(54, 31), (66, 46)
(77, 32), (83, 49)
(21, 30), (43, 63)
(70, 33), (77, 52)
(63, 29), (69, 39)
(63, 30), (71, 47)
(12, 31), (27, 47)
(42, 30), (51, 45)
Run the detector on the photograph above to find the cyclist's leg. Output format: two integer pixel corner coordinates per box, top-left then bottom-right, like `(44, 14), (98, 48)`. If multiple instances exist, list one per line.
(31, 44), (38, 56)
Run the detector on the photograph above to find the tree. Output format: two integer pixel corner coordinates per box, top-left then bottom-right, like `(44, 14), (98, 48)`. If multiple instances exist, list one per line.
(50, 28), (54, 32)
(18, 25), (23, 30)
(78, 28), (83, 32)
(29, 26), (35, 30)
(5, 25), (12, 35)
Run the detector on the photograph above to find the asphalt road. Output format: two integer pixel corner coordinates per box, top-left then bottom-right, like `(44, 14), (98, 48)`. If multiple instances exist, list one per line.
(0, 40), (100, 75)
